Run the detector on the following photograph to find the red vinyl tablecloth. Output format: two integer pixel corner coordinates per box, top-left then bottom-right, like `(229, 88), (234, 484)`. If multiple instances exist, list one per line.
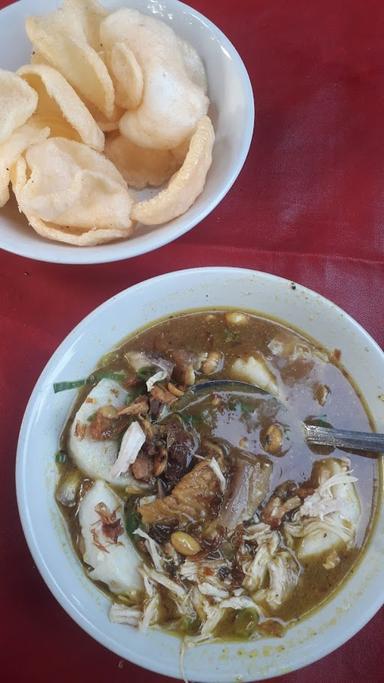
(1, 1), (384, 681)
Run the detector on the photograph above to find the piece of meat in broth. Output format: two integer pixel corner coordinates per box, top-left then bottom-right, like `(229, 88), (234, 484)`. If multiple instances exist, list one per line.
(161, 415), (199, 488)
(261, 482), (302, 529)
(78, 480), (143, 596)
(219, 455), (272, 531)
(139, 459), (222, 526)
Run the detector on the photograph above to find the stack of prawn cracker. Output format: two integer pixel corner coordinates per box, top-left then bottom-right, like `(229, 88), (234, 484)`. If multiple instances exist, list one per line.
(0, 0), (214, 245)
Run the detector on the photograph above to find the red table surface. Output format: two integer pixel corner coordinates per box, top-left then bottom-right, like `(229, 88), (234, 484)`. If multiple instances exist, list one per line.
(1, 0), (384, 681)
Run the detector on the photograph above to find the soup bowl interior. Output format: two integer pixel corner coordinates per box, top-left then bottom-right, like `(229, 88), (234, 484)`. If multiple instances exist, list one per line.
(0, 0), (254, 264)
(16, 267), (384, 682)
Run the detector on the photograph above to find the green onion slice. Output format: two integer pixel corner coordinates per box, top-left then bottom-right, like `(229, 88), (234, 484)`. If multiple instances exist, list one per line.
(53, 370), (126, 393)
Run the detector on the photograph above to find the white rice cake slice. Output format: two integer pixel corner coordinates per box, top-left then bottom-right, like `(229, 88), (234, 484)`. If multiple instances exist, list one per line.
(79, 479), (143, 595)
(68, 378), (140, 487)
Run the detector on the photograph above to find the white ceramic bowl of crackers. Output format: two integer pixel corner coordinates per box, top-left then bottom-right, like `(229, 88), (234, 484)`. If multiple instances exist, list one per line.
(0, 0), (254, 264)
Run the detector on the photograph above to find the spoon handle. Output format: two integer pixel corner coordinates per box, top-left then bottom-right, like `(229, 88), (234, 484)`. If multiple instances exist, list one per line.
(304, 425), (384, 453)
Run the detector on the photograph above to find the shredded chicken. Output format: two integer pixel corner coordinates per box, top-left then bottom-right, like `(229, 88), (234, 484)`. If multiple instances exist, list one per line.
(242, 531), (280, 592)
(109, 603), (141, 625)
(220, 595), (259, 610)
(179, 560), (199, 582)
(323, 549), (341, 570)
(299, 467), (359, 523)
(146, 370), (169, 392)
(207, 457), (226, 493)
(198, 582), (229, 600)
(180, 558), (232, 585)
(134, 528), (164, 571)
(284, 459), (361, 560)
(140, 593), (160, 631)
(187, 606), (224, 644)
(243, 522), (277, 543)
(110, 421), (146, 478)
(190, 585), (208, 622)
(254, 551), (301, 610)
(141, 565), (186, 598)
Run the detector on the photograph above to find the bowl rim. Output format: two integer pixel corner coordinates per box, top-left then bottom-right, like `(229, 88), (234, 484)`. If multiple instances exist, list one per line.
(16, 267), (384, 681)
(0, 0), (255, 265)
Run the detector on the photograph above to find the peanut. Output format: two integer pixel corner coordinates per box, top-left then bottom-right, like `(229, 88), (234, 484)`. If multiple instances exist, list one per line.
(225, 311), (249, 326)
(170, 531), (201, 556)
(262, 423), (283, 455)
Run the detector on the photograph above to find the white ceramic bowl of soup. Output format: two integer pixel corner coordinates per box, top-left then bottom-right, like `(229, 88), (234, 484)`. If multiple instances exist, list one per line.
(16, 267), (384, 682)
(0, 0), (254, 265)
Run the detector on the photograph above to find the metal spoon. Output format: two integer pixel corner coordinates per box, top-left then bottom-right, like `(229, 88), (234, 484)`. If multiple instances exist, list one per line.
(175, 379), (384, 454)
